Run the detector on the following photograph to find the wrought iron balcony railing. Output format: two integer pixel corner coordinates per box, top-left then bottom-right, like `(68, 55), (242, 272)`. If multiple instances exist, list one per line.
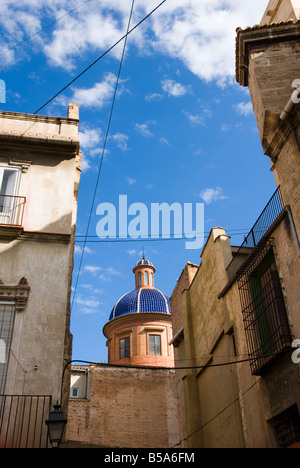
(0, 195), (26, 227)
(226, 187), (284, 278)
(0, 394), (52, 448)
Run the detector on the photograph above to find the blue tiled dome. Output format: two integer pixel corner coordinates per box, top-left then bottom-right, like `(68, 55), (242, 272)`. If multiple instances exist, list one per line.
(135, 258), (154, 267)
(109, 288), (171, 321)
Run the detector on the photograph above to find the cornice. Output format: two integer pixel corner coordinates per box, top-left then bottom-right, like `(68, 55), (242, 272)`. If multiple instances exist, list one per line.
(236, 20), (300, 87)
(264, 107), (300, 162)
(0, 277), (30, 313)
(0, 227), (71, 243)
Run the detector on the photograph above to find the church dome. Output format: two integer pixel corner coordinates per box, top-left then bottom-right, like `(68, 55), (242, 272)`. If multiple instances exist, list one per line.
(135, 258), (154, 267)
(109, 287), (171, 321)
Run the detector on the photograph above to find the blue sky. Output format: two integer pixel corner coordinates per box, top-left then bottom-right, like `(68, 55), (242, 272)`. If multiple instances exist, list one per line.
(0, 0), (277, 363)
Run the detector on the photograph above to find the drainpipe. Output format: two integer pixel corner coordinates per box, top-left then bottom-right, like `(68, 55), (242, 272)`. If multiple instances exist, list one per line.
(280, 79), (300, 121)
(286, 206), (300, 258)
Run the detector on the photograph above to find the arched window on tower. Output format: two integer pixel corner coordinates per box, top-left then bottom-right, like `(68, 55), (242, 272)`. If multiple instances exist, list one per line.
(138, 272), (142, 287)
(144, 271), (149, 286)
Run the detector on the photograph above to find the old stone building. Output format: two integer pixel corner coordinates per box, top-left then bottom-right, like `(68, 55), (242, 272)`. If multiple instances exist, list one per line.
(171, 0), (300, 448)
(66, 258), (180, 448)
(0, 104), (81, 448)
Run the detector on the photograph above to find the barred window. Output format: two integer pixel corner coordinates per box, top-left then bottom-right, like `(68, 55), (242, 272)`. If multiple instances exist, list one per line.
(238, 240), (291, 375)
(271, 405), (300, 448)
(0, 302), (16, 394)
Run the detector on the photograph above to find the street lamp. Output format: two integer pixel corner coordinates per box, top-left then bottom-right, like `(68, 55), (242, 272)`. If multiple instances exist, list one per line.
(45, 402), (67, 448)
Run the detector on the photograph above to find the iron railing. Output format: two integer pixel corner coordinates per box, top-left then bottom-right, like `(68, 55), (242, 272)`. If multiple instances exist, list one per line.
(0, 395), (52, 448)
(0, 195), (26, 227)
(238, 238), (292, 375)
(227, 187), (284, 277)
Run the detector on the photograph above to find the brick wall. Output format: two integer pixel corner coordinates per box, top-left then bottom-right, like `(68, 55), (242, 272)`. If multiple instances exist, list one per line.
(66, 364), (180, 448)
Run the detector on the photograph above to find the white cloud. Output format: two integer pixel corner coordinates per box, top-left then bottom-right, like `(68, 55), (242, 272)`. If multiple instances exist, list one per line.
(184, 106), (212, 126)
(161, 79), (192, 97)
(0, 1), (266, 85)
(235, 101), (253, 116)
(159, 138), (170, 146)
(99, 269), (121, 282)
(84, 265), (103, 275)
(71, 73), (117, 109)
(78, 127), (103, 172)
(184, 112), (205, 126)
(145, 93), (163, 102)
(200, 187), (228, 205)
(126, 176), (137, 185)
(135, 121), (156, 138)
(74, 245), (93, 255)
(111, 132), (129, 151)
(79, 128), (102, 150)
(76, 296), (101, 308)
(126, 248), (137, 256)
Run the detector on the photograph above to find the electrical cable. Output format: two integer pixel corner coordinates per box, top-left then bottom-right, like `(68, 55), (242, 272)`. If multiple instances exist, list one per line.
(0, 0), (93, 60)
(71, 0), (135, 312)
(65, 349), (292, 373)
(33, 0), (167, 114)
(171, 377), (263, 448)
(74, 226), (276, 244)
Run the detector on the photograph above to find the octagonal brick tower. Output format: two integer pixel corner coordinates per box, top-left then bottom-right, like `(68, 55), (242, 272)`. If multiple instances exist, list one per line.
(103, 257), (174, 368)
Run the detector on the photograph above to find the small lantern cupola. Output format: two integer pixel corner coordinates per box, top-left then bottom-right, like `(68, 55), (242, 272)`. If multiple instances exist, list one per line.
(132, 255), (156, 290)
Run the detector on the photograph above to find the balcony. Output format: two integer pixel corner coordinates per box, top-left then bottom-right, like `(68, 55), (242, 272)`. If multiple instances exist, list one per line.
(226, 187), (284, 279)
(0, 195), (26, 228)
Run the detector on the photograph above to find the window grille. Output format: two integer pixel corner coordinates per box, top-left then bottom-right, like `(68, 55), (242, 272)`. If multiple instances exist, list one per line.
(237, 238), (291, 375)
(271, 406), (300, 448)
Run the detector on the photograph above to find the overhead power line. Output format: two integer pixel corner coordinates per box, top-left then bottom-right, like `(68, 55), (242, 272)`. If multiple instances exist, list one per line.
(73, 226), (270, 244)
(71, 0), (136, 311)
(34, 0), (167, 114)
(0, 0), (93, 60)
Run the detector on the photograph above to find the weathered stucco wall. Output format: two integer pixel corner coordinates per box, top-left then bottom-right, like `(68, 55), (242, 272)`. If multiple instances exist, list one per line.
(0, 105), (81, 406)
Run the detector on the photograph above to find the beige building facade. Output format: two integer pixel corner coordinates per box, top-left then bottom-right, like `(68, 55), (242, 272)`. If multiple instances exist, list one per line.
(0, 104), (81, 448)
(171, 0), (300, 448)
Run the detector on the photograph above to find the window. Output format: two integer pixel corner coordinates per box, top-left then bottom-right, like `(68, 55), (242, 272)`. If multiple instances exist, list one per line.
(0, 167), (22, 225)
(271, 405), (300, 448)
(138, 272), (142, 287)
(0, 302), (16, 394)
(149, 334), (161, 355)
(120, 337), (130, 359)
(238, 240), (291, 375)
(71, 388), (79, 398)
(0, 167), (20, 199)
(144, 271), (149, 286)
